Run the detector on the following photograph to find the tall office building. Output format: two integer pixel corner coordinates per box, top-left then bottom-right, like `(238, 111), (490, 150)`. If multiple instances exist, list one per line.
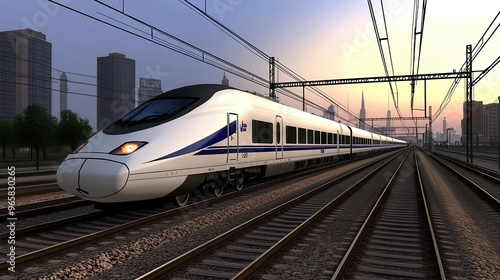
(358, 91), (366, 130)
(60, 72), (68, 114)
(386, 93), (392, 129)
(484, 103), (499, 144)
(461, 100), (484, 144)
(96, 52), (135, 131)
(0, 29), (52, 121)
(137, 78), (162, 106)
(442, 117), (447, 136)
(323, 104), (335, 121)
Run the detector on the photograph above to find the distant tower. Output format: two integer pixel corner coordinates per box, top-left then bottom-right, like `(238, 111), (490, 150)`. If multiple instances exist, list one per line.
(323, 104), (335, 120)
(443, 117), (447, 135)
(386, 93), (391, 129)
(60, 72), (68, 114)
(221, 72), (229, 86)
(359, 91), (366, 129)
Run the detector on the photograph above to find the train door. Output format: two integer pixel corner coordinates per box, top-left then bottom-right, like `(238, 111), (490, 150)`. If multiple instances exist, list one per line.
(275, 115), (283, 159)
(347, 126), (353, 158)
(336, 129), (340, 154)
(227, 113), (238, 162)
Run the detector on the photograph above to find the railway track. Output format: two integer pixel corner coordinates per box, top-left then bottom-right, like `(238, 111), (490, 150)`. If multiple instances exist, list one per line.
(0, 169), (56, 179)
(4, 147), (497, 279)
(135, 148), (409, 279)
(0, 181), (60, 197)
(416, 148), (500, 279)
(425, 148), (500, 206)
(334, 148), (444, 279)
(0, 196), (89, 220)
(0, 149), (405, 273)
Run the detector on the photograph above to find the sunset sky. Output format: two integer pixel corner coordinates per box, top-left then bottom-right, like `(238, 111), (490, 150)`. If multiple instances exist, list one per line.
(2, 0), (499, 135)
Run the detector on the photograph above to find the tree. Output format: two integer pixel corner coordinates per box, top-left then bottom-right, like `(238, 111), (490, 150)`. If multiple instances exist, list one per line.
(14, 104), (56, 170)
(0, 119), (15, 159)
(57, 110), (92, 151)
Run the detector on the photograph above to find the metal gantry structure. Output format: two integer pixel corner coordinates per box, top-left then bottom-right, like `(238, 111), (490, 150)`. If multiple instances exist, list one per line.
(268, 42), (479, 155)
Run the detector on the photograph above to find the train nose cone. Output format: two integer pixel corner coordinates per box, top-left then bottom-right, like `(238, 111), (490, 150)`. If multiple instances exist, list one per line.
(57, 158), (129, 199)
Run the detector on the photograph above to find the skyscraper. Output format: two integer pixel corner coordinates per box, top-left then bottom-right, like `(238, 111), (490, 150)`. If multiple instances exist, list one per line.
(137, 78), (162, 106)
(221, 72), (229, 86)
(323, 104), (335, 121)
(359, 91), (366, 130)
(96, 52), (135, 131)
(0, 29), (52, 121)
(442, 117), (447, 136)
(386, 93), (391, 129)
(60, 72), (68, 114)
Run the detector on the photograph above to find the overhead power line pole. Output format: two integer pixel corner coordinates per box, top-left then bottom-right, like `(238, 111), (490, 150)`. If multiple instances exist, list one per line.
(466, 44), (473, 163)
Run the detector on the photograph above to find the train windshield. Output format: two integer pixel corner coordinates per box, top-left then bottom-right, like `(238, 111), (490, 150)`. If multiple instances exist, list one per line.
(118, 98), (197, 126)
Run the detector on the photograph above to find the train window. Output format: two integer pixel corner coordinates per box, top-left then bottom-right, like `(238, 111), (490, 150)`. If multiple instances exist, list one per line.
(252, 120), (273, 143)
(315, 131), (320, 144)
(276, 122), (281, 144)
(345, 135), (350, 144)
(286, 126), (297, 144)
(327, 133), (333, 144)
(118, 98), (197, 124)
(321, 132), (327, 144)
(307, 129), (314, 144)
(333, 133), (338, 144)
(298, 128), (307, 144)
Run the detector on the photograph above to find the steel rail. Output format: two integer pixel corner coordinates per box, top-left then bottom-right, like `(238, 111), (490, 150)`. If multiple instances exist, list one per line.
(331, 148), (410, 279)
(415, 150), (446, 279)
(136, 149), (408, 279)
(0, 150), (402, 271)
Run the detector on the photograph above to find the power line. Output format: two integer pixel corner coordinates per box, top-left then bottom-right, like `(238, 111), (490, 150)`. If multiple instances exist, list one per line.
(178, 0), (269, 61)
(48, 0), (269, 88)
(367, 0), (409, 134)
(433, 11), (500, 122)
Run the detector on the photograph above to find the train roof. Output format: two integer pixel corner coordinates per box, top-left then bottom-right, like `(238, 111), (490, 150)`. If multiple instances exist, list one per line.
(153, 84), (233, 100)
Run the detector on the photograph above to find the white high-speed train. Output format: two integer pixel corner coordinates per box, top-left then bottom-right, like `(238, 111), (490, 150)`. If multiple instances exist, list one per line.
(57, 84), (406, 206)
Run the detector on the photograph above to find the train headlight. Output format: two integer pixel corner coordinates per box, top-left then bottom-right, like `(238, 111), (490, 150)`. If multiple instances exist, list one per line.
(110, 142), (147, 155)
(72, 141), (88, 154)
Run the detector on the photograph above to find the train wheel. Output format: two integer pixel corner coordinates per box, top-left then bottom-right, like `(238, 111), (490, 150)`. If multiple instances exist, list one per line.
(174, 193), (190, 207)
(234, 181), (243, 191)
(211, 181), (224, 197)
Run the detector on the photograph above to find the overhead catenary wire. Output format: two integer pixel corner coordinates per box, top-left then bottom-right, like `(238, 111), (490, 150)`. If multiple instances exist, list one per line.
(367, 0), (409, 134)
(48, 0), (269, 89)
(433, 11), (500, 122)
(178, 0), (370, 129)
(409, 0), (427, 125)
(40, 1), (406, 134)
(178, 0), (269, 62)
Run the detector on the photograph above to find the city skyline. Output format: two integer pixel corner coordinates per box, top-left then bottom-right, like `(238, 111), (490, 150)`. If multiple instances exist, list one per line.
(0, 1), (499, 135)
